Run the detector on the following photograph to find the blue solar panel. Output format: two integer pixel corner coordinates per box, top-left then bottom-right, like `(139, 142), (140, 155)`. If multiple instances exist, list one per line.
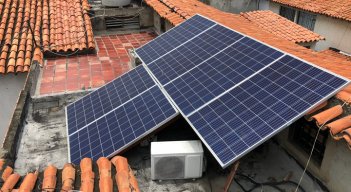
(135, 15), (349, 168)
(68, 14), (349, 168)
(68, 85), (178, 164)
(186, 55), (348, 167)
(164, 37), (284, 115)
(147, 25), (244, 85)
(136, 15), (216, 64)
(66, 65), (155, 135)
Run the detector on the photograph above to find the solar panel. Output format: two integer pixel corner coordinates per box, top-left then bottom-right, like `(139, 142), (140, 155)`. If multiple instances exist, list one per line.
(136, 15), (216, 64)
(187, 55), (348, 167)
(163, 37), (283, 115)
(147, 25), (244, 85)
(135, 14), (350, 168)
(66, 65), (155, 135)
(66, 66), (178, 164)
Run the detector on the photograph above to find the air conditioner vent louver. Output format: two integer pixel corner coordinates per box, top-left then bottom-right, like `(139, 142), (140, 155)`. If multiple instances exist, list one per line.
(154, 156), (185, 179)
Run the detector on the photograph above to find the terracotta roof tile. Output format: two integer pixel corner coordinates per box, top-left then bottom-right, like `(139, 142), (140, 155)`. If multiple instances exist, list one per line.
(42, 165), (57, 192)
(97, 157), (113, 192)
(0, 0), (95, 74)
(145, 0), (351, 91)
(336, 91), (351, 104)
(271, 0), (351, 22)
(61, 163), (75, 191)
(18, 171), (38, 192)
(309, 105), (343, 126)
(80, 158), (95, 192)
(1, 166), (13, 182)
(0, 156), (139, 192)
(47, 0), (95, 52)
(320, 49), (351, 62)
(240, 10), (325, 43)
(306, 92), (351, 150)
(1, 173), (20, 192)
(325, 115), (351, 136)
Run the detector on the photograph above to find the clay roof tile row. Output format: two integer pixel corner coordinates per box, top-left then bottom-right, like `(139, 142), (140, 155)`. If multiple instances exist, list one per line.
(0, 156), (140, 192)
(240, 10), (325, 43)
(320, 49), (351, 62)
(306, 91), (351, 149)
(0, 0), (95, 74)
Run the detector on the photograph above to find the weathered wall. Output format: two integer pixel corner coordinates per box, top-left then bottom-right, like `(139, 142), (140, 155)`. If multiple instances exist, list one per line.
(140, 7), (154, 28)
(276, 127), (351, 192)
(0, 74), (27, 144)
(91, 6), (154, 31)
(165, 20), (173, 31)
(313, 15), (351, 53)
(208, 0), (259, 13)
(153, 11), (162, 34)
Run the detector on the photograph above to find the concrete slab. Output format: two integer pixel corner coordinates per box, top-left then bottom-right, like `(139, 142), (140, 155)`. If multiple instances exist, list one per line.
(13, 91), (325, 191)
(0, 73), (27, 143)
(14, 99), (69, 175)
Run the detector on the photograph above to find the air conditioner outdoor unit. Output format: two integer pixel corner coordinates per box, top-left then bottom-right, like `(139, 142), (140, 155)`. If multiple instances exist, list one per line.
(151, 140), (204, 180)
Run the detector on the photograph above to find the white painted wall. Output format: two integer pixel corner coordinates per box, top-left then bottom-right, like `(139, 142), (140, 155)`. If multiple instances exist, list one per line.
(0, 74), (27, 143)
(313, 15), (351, 53)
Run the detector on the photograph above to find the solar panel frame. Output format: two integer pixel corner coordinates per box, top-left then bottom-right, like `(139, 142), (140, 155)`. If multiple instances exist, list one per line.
(65, 65), (180, 164)
(136, 14), (350, 168)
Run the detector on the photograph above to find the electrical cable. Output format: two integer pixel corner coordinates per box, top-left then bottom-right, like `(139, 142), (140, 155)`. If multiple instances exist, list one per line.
(234, 173), (306, 192)
(294, 100), (348, 192)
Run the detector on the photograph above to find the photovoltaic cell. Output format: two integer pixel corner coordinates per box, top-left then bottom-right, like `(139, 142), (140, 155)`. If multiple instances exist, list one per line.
(164, 37), (284, 115)
(147, 25), (244, 85)
(187, 55), (348, 167)
(66, 65), (155, 135)
(136, 15), (216, 64)
(69, 86), (178, 164)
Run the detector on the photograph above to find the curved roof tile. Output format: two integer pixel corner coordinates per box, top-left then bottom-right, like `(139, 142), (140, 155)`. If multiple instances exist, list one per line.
(240, 10), (325, 43)
(309, 105), (343, 126)
(0, 0), (95, 74)
(0, 156), (139, 191)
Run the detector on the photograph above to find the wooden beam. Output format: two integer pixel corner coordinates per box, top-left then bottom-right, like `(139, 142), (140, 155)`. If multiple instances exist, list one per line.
(224, 161), (240, 192)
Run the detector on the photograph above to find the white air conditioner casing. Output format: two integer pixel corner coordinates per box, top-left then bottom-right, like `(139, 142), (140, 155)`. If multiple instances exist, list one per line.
(151, 140), (204, 180)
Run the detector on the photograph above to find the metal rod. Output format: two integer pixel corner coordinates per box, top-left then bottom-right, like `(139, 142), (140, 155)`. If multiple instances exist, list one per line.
(224, 161), (240, 192)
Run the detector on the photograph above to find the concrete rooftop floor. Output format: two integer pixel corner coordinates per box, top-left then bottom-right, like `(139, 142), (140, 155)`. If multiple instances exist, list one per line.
(14, 92), (324, 191)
